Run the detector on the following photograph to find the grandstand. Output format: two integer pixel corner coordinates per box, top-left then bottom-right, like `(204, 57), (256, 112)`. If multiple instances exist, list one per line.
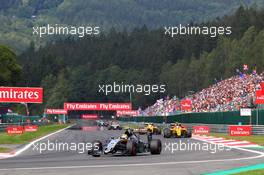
(141, 72), (264, 116)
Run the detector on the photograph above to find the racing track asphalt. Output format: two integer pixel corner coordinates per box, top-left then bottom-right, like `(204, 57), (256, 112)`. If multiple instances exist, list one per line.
(0, 125), (263, 175)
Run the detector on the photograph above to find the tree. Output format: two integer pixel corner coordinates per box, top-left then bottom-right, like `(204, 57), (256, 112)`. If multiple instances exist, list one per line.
(0, 45), (21, 85)
(46, 71), (70, 108)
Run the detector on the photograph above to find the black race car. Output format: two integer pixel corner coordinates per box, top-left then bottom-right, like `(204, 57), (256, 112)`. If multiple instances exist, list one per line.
(88, 129), (162, 156)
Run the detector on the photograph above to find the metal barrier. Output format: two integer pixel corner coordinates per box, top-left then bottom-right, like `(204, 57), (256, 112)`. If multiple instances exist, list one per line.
(0, 123), (20, 132)
(0, 122), (50, 132)
(252, 125), (264, 135)
(119, 110), (264, 125)
(120, 121), (264, 135)
(182, 123), (264, 135)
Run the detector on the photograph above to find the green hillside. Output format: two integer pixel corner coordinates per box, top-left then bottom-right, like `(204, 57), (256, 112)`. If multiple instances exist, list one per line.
(0, 0), (264, 52)
(15, 7), (264, 114)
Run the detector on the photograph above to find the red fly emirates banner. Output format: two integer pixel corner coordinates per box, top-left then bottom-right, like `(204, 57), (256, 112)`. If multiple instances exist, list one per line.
(256, 82), (264, 104)
(24, 125), (38, 132)
(192, 126), (210, 134)
(0, 87), (43, 103)
(229, 125), (252, 136)
(46, 109), (68, 115)
(81, 114), (98, 119)
(180, 99), (192, 111)
(116, 110), (139, 117)
(6, 126), (24, 134)
(64, 103), (132, 111)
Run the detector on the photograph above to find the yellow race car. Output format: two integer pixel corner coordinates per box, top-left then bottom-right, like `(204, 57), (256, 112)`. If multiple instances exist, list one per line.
(163, 123), (192, 138)
(134, 123), (161, 135)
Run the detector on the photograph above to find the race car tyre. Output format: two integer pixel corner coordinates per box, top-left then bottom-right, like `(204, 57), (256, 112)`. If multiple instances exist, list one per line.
(126, 140), (137, 156)
(118, 126), (122, 130)
(181, 130), (192, 138)
(187, 131), (192, 138)
(163, 128), (171, 138)
(89, 140), (103, 157)
(150, 139), (162, 155)
(108, 126), (112, 130)
(155, 129), (161, 135)
(181, 130), (188, 138)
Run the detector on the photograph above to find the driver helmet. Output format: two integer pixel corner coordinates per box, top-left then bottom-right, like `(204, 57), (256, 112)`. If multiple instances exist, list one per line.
(125, 128), (133, 137)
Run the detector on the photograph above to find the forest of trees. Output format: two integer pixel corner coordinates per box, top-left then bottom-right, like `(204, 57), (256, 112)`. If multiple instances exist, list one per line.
(0, 45), (21, 86)
(10, 6), (264, 114)
(0, 0), (263, 52)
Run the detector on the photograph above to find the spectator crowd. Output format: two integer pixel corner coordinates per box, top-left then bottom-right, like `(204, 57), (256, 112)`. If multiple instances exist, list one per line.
(140, 71), (264, 116)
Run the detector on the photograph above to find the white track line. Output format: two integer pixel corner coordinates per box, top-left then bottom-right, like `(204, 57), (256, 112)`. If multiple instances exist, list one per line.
(223, 141), (249, 145)
(234, 145), (260, 148)
(213, 140), (236, 143)
(193, 135), (259, 147)
(192, 136), (263, 153)
(204, 138), (225, 141)
(0, 133), (263, 171)
(0, 152), (263, 171)
(0, 125), (73, 159)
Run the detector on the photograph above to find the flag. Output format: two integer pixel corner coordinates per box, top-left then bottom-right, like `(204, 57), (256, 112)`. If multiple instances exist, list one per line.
(261, 82), (264, 91)
(256, 90), (264, 104)
(243, 64), (248, 71)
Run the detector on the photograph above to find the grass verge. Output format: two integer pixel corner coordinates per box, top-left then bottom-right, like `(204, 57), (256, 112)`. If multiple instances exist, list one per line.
(232, 169), (264, 175)
(0, 124), (69, 145)
(209, 133), (264, 146)
(0, 147), (11, 153)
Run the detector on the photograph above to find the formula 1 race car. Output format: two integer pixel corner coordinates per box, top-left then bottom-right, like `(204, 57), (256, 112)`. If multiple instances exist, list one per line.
(88, 129), (162, 157)
(134, 123), (161, 135)
(97, 120), (109, 127)
(163, 123), (192, 138)
(108, 121), (122, 130)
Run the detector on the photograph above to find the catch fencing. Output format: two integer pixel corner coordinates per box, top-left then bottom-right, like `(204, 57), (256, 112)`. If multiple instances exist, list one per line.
(120, 121), (264, 135)
(119, 110), (264, 125)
